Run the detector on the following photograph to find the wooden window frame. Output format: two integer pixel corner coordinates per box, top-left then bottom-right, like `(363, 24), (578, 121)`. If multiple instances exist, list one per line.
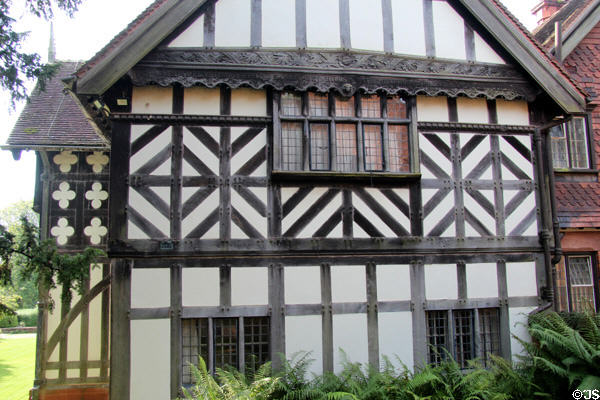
(557, 253), (599, 313)
(273, 90), (419, 182)
(551, 115), (593, 171)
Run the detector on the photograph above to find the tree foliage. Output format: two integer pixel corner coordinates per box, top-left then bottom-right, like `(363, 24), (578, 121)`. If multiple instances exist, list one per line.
(0, 215), (104, 311)
(1, 0), (83, 105)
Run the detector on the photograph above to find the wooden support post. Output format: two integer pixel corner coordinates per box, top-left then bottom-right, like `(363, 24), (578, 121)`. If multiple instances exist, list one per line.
(170, 264), (183, 399)
(366, 263), (379, 369)
(496, 261), (512, 359)
(410, 261), (427, 369)
(110, 259), (132, 400)
(321, 263), (333, 373)
(269, 264), (285, 371)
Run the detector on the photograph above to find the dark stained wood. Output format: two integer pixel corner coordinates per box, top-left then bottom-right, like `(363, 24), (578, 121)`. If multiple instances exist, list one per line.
(423, 0), (436, 58)
(382, 0), (394, 53)
(251, 0), (262, 48)
(170, 264), (183, 398)
(204, 1), (215, 47)
(109, 122), (131, 247)
(269, 264), (285, 371)
(464, 23), (475, 62)
(339, 0), (351, 49)
(295, 0), (307, 48)
(109, 259), (131, 400)
(321, 264), (333, 373)
(366, 263), (379, 368)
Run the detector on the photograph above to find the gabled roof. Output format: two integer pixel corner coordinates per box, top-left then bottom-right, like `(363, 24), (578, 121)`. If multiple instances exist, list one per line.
(73, 0), (587, 114)
(5, 62), (107, 150)
(555, 181), (600, 228)
(533, 0), (600, 60)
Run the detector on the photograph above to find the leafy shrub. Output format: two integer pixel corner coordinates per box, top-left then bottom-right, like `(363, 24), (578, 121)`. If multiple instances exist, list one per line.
(0, 307), (18, 328)
(16, 308), (37, 327)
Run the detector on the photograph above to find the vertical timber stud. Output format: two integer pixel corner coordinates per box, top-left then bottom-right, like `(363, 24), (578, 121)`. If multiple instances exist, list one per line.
(464, 23), (475, 62)
(170, 264), (183, 399)
(423, 0), (435, 58)
(251, 0), (262, 48)
(457, 262), (467, 300)
(448, 99), (465, 238)
(410, 260), (427, 369)
(488, 100), (505, 237)
(409, 97), (423, 236)
(110, 259), (132, 400)
(321, 263), (334, 373)
(220, 265), (232, 308)
(100, 264), (110, 380)
(220, 86), (232, 242)
(295, 0), (307, 48)
(172, 84), (184, 240)
(58, 296), (68, 382)
(203, 1), (215, 47)
(496, 260), (512, 359)
(79, 276), (91, 380)
(381, 0), (394, 53)
(339, 0), (351, 50)
(366, 263), (379, 369)
(109, 121), (131, 246)
(269, 90), (282, 238)
(269, 264), (285, 371)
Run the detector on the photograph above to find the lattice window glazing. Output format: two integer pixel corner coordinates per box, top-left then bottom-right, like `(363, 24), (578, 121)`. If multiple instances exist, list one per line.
(335, 96), (355, 117)
(309, 92), (329, 117)
(551, 116), (590, 169)
(387, 96), (407, 119)
(478, 308), (500, 368)
(336, 124), (358, 172)
(453, 310), (474, 369)
(568, 256), (596, 312)
(427, 311), (448, 365)
(214, 318), (238, 370)
(182, 319), (209, 385)
(281, 122), (304, 171)
(310, 124), (330, 170)
(388, 125), (409, 172)
(556, 259), (570, 312)
(281, 93), (302, 116)
(244, 317), (270, 372)
(364, 125), (384, 171)
(361, 95), (381, 118)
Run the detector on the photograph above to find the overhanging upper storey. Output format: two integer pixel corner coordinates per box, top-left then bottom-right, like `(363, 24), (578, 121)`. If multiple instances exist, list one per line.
(72, 0), (586, 116)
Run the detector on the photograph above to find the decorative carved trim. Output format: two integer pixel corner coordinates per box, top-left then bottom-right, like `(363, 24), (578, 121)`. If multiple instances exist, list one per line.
(417, 122), (536, 134)
(132, 50), (539, 101)
(110, 113), (270, 125)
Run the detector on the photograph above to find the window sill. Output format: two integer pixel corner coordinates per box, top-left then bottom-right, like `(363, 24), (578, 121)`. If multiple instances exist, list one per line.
(271, 170), (421, 184)
(554, 169), (599, 183)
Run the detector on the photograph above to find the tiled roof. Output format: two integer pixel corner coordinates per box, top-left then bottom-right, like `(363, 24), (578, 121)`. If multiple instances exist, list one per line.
(555, 182), (600, 227)
(6, 62), (106, 149)
(533, 0), (596, 48)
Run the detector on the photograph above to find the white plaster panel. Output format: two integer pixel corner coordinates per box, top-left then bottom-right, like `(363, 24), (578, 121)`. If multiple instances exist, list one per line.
(184, 87), (220, 115)
(504, 192), (536, 236)
(230, 127), (267, 175)
(432, 1), (466, 60)
(333, 314), (368, 373)
(67, 313), (81, 362)
(231, 89), (267, 116)
(129, 126), (171, 173)
(460, 134), (493, 180)
(88, 368), (100, 378)
(131, 319), (170, 400)
(422, 189), (455, 237)
(88, 265), (103, 361)
(131, 86), (173, 114)
(128, 188), (170, 238)
(47, 286), (62, 362)
(496, 100), (529, 125)
(509, 307), (535, 360)
(392, 0), (426, 56)
(506, 262), (538, 297)
(464, 191), (496, 237)
(331, 265), (366, 303)
(231, 189), (268, 238)
(474, 32), (505, 64)
(231, 267), (268, 305)
(466, 263), (498, 298)
(285, 315), (323, 376)
(127, 220), (149, 240)
(425, 264), (458, 300)
(169, 14), (204, 48)
(183, 127), (219, 175)
(419, 131), (452, 177)
(349, 0), (383, 51)
(417, 96), (449, 122)
(67, 369), (79, 379)
(262, 0), (296, 47)
(378, 312), (413, 368)
(364, 188), (411, 234)
(182, 268), (220, 307)
(285, 266), (321, 304)
(46, 370), (59, 380)
(377, 265), (411, 302)
(500, 136), (533, 179)
(352, 194), (396, 237)
(306, 0), (340, 48)
(285, 190), (343, 238)
(131, 268), (170, 308)
(215, 0), (251, 47)
(456, 98), (488, 123)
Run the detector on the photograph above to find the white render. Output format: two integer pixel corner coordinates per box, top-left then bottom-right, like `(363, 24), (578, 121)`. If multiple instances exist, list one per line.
(87, 265), (104, 361)
(457, 98), (489, 123)
(425, 264), (458, 300)
(184, 87), (220, 115)
(466, 263), (499, 298)
(182, 268), (220, 307)
(130, 319), (170, 400)
(417, 96), (450, 122)
(284, 266), (321, 304)
(378, 312), (413, 368)
(131, 86), (173, 114)
(377, 265), (411, 302)
(474, 32), (506, 64)
(506, 262), (538, 297)
(215, 0), (251, 47)
(131, 268), (170, 309)
(392, 0), (426, 56)
(496, 99), (530, 125)
(349, 0), (384, 51)
(331, 265), (366, 303)
(433, 0), (467, 60)
(333, 314), (369, 373)
(231, 89), (267, 117)
(306, 0), (341, 48)
(169, 15), (204, 48)
(262, 0), (296, 47)
(285, 315), (323, 376)
(509, 306), (535, 359)
(231, 267), (269, 305)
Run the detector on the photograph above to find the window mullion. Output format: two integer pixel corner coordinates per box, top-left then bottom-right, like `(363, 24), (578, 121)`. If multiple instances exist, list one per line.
(239, 316), (245, 373)
(330, 94), (337, 171)
(565, 257), (573, 312)
(273, 92), (282, 171)
(208, 318), (214, 374)
(356, 93), (365, 172)
(382, 95), (389, 171)
(447, 310), (455, 361)
(473, 308), (481, 362)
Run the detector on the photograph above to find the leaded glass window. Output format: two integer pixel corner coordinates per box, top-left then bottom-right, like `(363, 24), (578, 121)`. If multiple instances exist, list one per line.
(551, 116), (590, 170)
(556, 255), (597, 312)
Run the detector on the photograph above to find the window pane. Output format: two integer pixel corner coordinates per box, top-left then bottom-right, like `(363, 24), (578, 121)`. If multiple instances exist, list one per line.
(478, 309), (500, 368)
(568, 256), (596, 312)
(182, 319), (208, 384)
(214, 318), (238, 370)
(568, 118), (590, 169)
(244, 317), (270, 372)
(281, 92), (302, 116)
(388, 125), (409, 172)
(453, 310), (474, 369)
(556, 259), (569, 312)
(335, 124), (358, 172)
(426, 311), (448, 365)
(335, 96), (355, 117)
(281, 122), (303, 171)
(387, 96), (407, 119)
(364, 125), (384, 171)
(551, 125), (568, 169)
(310, 124), (330, 170)
(361, 95), (380, 118)
(309, 92), (329, 116)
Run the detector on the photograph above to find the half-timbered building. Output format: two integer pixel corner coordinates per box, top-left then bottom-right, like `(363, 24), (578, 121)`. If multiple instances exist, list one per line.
(4, 0), (592, 399)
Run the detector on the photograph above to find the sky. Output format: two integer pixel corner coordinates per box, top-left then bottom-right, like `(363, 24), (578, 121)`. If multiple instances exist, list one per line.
(0, 0), (539, 210)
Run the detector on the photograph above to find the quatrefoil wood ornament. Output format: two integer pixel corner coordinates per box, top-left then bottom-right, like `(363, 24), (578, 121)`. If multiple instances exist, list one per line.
(85, 182), (108, 209)
(50, 218), (74, 245)
(53, 151), (78, 173)
(52, 182), (76, 209)
(86, 152), (109, 173)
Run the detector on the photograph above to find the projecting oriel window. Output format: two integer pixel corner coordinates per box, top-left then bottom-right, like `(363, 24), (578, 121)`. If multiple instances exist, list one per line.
(550, 117), (591, 170)
(275, 91), (413, 175)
